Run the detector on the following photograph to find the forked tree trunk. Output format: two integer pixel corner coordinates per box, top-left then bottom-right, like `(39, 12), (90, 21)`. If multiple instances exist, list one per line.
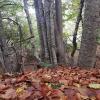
(34, 0), (68, 65)
(34, 0), (50, 62)
(78, 0), (100, 67)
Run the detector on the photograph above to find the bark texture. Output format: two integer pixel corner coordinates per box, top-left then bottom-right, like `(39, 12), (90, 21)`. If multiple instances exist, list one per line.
(55, 0), (68, 64)
(0, 12), (6, 73)
(34, 0), (52, 63)
(78, 0), (100, 67)
(0, 12), (12, 73)
(34, 0), (68, 65)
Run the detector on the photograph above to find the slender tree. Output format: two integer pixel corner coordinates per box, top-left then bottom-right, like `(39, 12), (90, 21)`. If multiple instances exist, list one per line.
(55, 0), (68, 64)
(44, 0), (52, 63)
(71, 0), (84, 57)
(23, 0), (36, 57)
(49, 0), (57, 64)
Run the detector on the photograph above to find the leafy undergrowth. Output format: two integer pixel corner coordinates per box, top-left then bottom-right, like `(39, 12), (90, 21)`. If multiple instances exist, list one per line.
(0, 66), (100, 100)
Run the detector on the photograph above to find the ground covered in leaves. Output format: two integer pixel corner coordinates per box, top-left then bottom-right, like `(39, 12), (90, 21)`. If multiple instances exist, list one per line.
(0, 66), (100, 100)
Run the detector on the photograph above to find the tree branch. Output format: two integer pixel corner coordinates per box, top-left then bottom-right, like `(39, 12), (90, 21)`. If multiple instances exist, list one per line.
(71, 0), (84, 57)
(2, 17), (19, 25)
(16, 36), (34, 44)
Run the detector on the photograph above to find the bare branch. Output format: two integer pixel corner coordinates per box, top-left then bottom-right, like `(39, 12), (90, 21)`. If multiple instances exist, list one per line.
(2, 17), (19, 25)
(71, 0), (84, 57)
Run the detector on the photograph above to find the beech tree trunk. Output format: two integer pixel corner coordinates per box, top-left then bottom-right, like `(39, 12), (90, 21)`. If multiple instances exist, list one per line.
(55, 0), (68, 64)
(34, 0), (68, 65)
(44, 0), (52, 63)
(49, 0), (57, 64)
(34, 0), (50, 62)
(34, 0), (44, 60)
(78, 0), (100, 67)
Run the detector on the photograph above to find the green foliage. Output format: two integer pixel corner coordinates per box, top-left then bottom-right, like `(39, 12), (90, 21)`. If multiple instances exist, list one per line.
(39, 62), (53, 68)
(0, 0), (81, 58)
(0, 0), (40, 51)
(96, 35), (100, 44)
(48, 83), (64, 89)
(62, 0), (79, 21)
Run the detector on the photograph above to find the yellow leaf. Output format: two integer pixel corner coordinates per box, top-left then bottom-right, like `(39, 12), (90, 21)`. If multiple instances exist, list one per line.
(88, 83), (100, 89)
(73, 83), (81, 88)
(16, 87), (24, 94)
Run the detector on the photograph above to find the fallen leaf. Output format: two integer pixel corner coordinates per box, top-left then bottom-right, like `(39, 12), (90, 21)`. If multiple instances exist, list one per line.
(16, 87), (24, 94)
(18, 90), (32, 100)
(89, 83), (100, 89)
(63, 88), (78, 100)
(0, 88), (17, 99)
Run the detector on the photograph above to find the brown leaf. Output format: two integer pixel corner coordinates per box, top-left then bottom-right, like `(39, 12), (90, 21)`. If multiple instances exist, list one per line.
(59, 79), (69, 86)
(63, 88), (78, 100)
(0, 84), (9, 92)
(95, 90), (100, 100)
(18, 90), (32, 100)
(0, 88), (17, 99)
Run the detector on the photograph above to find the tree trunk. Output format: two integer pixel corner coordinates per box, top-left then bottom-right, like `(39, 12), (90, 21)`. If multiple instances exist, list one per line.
(55, 0), (68, 64)
(34, 0), (44, 61)
(0, 12), (6, 73)
(23, 0), (35, 56)
(78, 0), (100, 67)
(44, 0), (52, 63)
(34, 0), (68, 65)
(0, 14), (23, 73)
(0, 12), (11, 72)
(15, 16), (23, 73)
(34, 0), (50, 62)
(49, 0), (57, 64)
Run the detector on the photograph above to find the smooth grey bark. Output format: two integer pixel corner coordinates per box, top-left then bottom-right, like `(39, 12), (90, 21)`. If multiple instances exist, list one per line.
(55, 0), (68, 64)
(44, 0), (52, 63)
(34, 0), (68, 65)
(49, 0), (57, 64)
(78, 0), (100, 67)
(23, 0), (35, 56)
(38, 0), (50, 62)
(34, 0), (44, 60)
(34, 0), (50, 62)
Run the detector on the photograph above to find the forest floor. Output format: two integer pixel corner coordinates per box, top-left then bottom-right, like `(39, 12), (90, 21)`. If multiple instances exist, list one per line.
(0, 66), (100, 100)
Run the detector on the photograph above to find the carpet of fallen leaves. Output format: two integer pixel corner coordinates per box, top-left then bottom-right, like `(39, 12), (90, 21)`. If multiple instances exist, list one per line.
(0, 66), (100, 100)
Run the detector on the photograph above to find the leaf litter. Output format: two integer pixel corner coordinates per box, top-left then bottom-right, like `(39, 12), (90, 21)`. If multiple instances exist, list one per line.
(0, 66), (100, 100)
